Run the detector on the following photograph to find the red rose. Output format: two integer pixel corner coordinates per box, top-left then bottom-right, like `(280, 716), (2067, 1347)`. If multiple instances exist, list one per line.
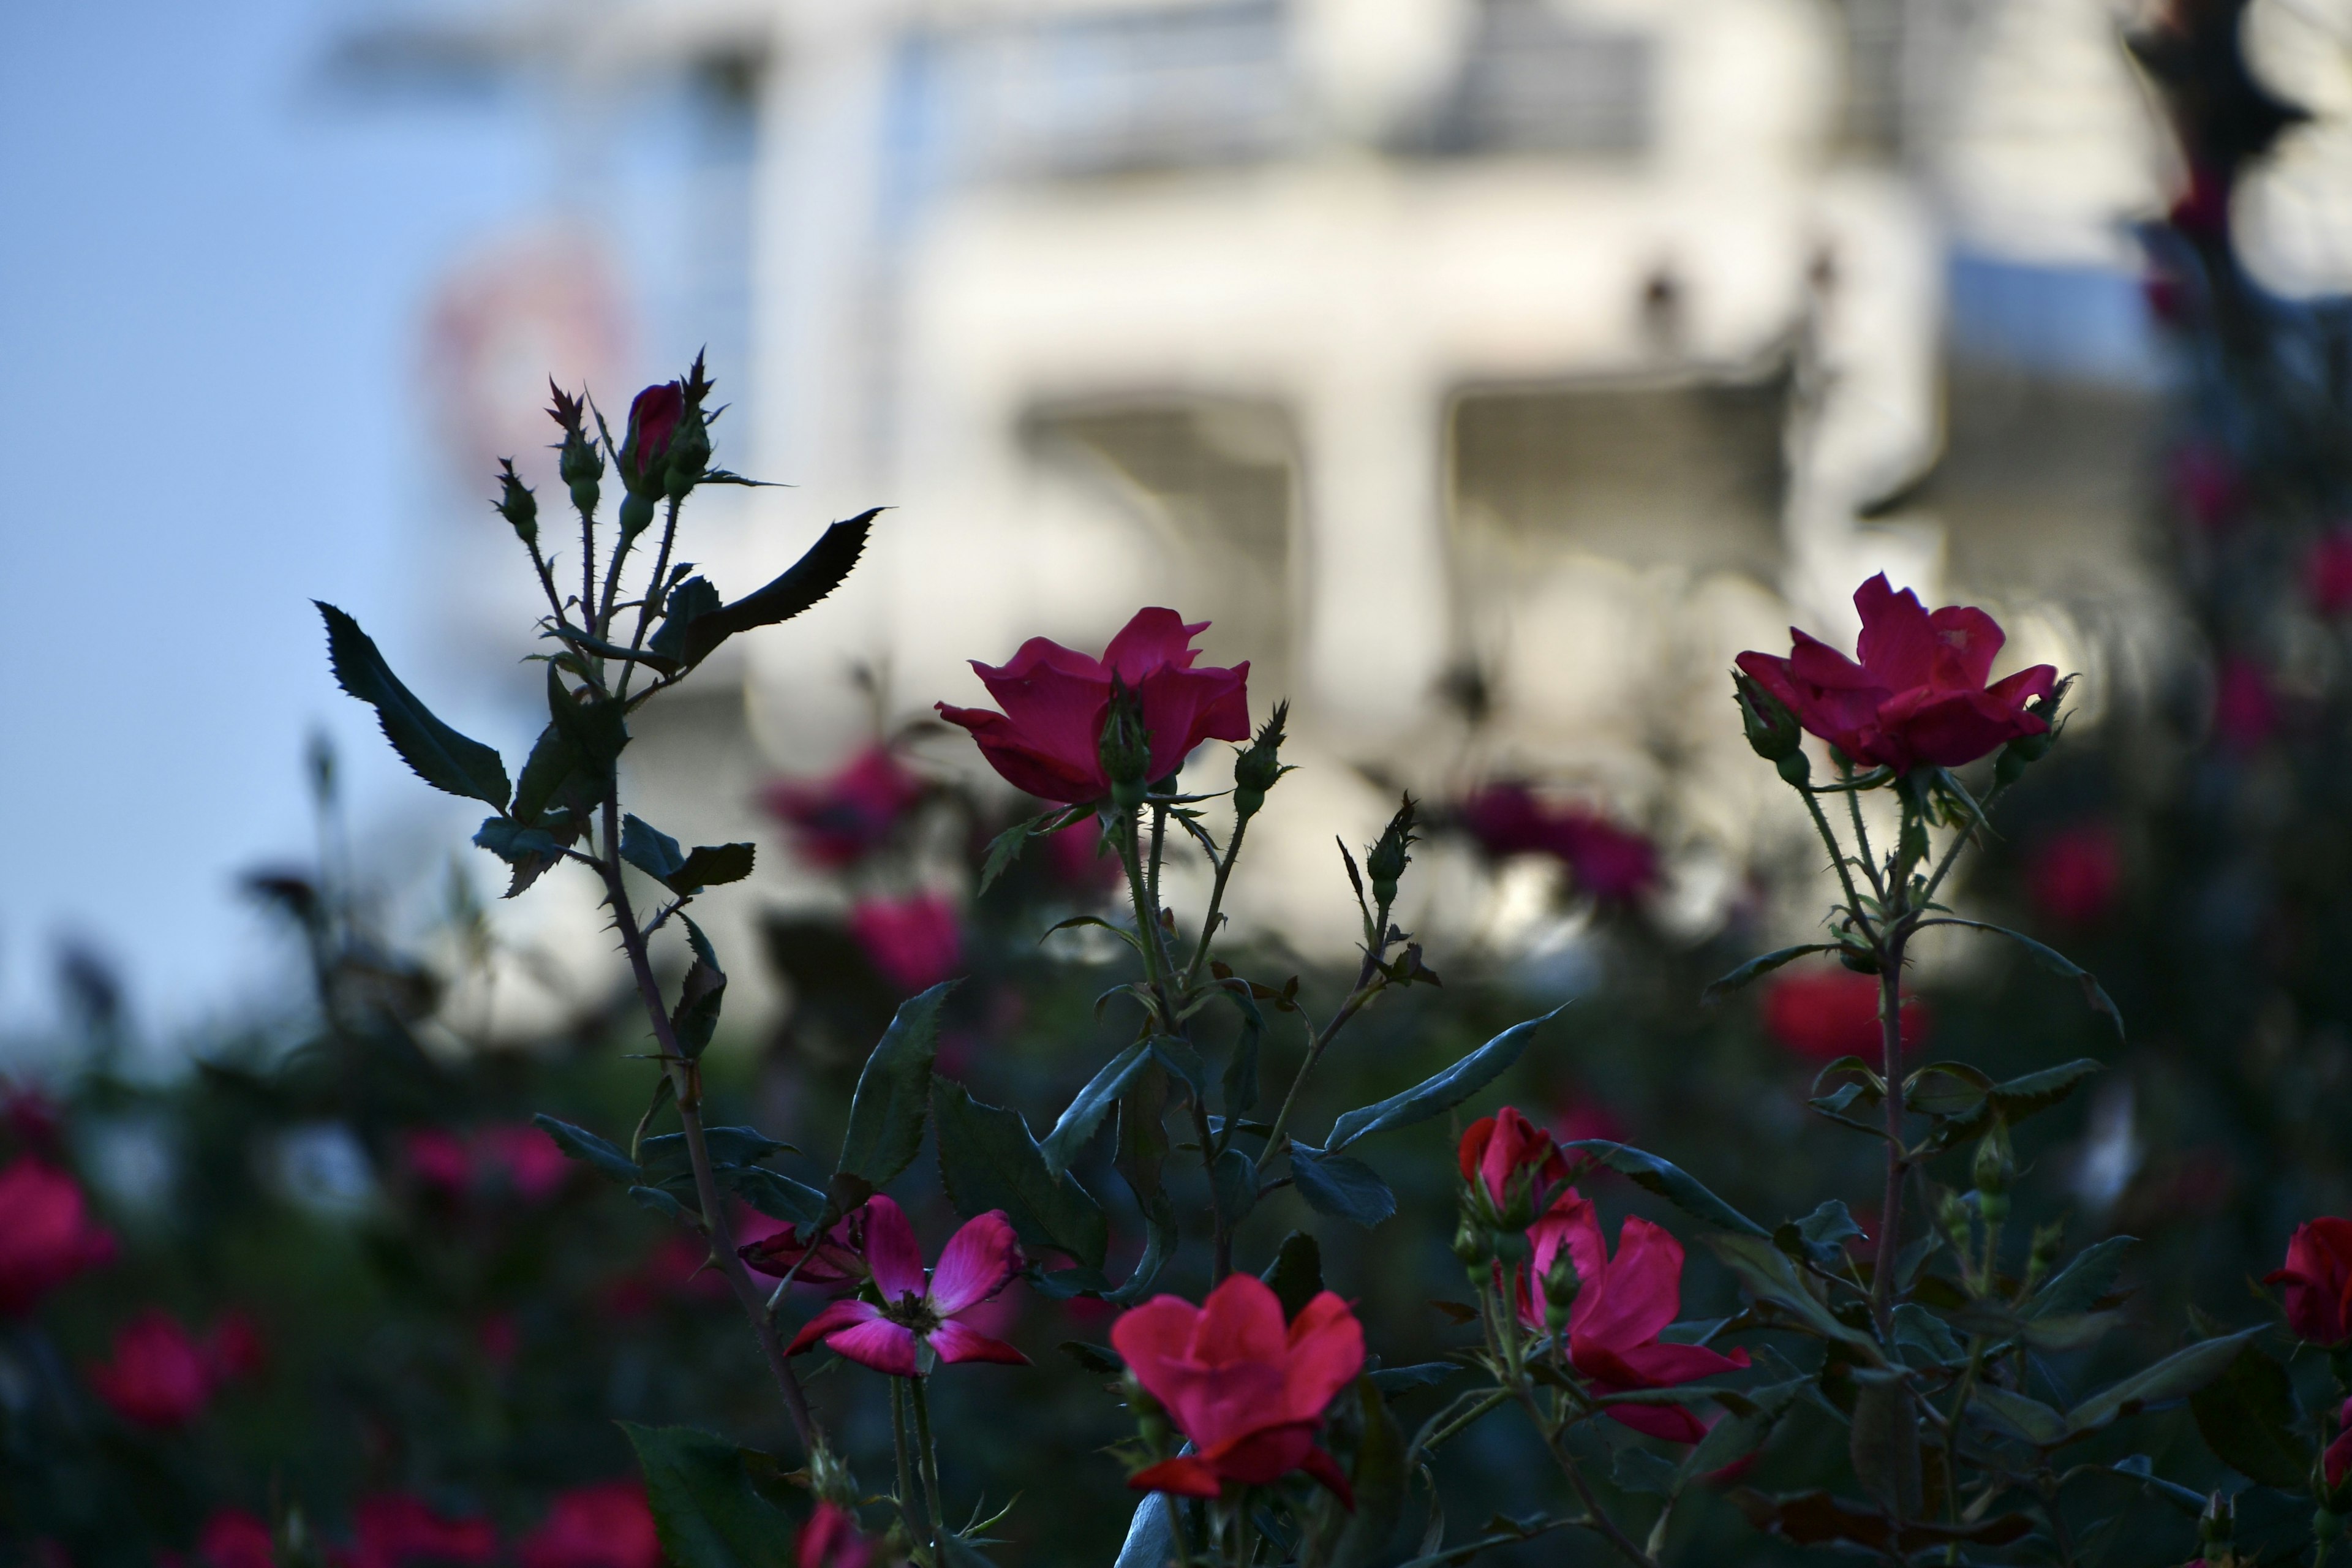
(0, 1155), (116, 1314)
(89, 1309), (214, 1429)
(2329, 1399), (2352, 1491)
(847, 892), (963, 994)
(795, 1504), (872, 1568)
(199, 1510), (276, 1568)
(2309, 531), (2352, 616)
(1457, 1107), (1567, 1212)
(622, 382), (684, 487)
(344, 1496), (498, 1568)
(518, 1482), (658, 1568)
(936, 608), (1250, 804)
(1522, 1193), (1751, 1443)
(1761, 969), (1928, 1063)
(762, 747), (925, 870)
(1111, 1272), (1364, 1504)
(1735, 575), (2057, 773)
(2027, 824), (2122, 926)
(2267, 1217), (2352, 1344)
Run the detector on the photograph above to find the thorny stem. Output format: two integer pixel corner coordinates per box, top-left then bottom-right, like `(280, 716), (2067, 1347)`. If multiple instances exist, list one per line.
(891, 1378), (925, 1561)
(1514, 1385), (1657, 1568)
(1872, 920), (1910, 1340)
(1182, 813), (1251, 989)
(1800, 788), (1878, 944)
(615, 495), (683, 706)
(581, 502), (598, 638)
(910, 1374), (946, 1564)
(1254, 948), (1385, 1174)
(1147, 802), (1167, 920)
(1917, 778), (2010, 914)
(1844, 766), (1890, 903)
(1417, 1387), (1513, 1458)
(597, 793), (821, 1456)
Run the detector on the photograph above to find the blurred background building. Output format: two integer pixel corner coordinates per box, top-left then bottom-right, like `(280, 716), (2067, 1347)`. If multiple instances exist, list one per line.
(324, 0), (2205, 1030)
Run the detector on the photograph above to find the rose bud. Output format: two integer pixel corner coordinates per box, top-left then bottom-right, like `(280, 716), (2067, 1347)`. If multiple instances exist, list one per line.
(1732, 670), (1805, 769)
(493, 459), (538, 548)
(1231, 702), (1291, 821)
(619, 380), (684, 499)
(2267, 1218), (2352, 1345)
(1366, 794), (1419, 912)
(1995, 677), (2075, 788)
(549, 382), (603, 518)
(1542, 1246), (1581, 1333)
(1097, 680), (1153, 815)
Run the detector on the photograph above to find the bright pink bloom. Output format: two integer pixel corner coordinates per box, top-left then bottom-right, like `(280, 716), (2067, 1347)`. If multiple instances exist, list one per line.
(2310, 532), (2352, 616)
(1111, 1273), (1364, 1504)
(1735, 575), (2057, 774)
(796, 1503), (872, 1568)
(1524, 1193), (1751, 1443)
(2267, 1218), (2352, 1344)
(624, 382), (684, 486)
(1457, 1108), (1567, 1210)
(785, 1196), (1027, 1376)
(517, 1482), (659, 1568)
(937, 608), (1251, 804)
(200, 1510), (276, 1568)
(2329, 1399), (2352, 1491)
(2214, 657), (2277, 750)
(2027, 825), (2122, 926)
(0, 1155), (116, 1314)
(89, 1310), (215, 1428)
(764, 747), (926, 869)
(345, 1496), (497, 1568)
(848, 893), (963, 994)
(741, 1202), (875, 1288)
(1761, 970), (1928, 1063)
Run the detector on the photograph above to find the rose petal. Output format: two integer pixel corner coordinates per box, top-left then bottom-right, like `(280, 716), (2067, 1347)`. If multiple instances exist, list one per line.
(928, 1210), (1022, 1315)
(861, 1196), (928, 1303)
(786, 1299), (883, 1357)
(927, 1319), (1030, 1367)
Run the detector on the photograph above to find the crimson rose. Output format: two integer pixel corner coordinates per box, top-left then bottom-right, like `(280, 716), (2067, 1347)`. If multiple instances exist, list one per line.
(937, 608), (1250, 804)
(1735, 574), (2057, 772)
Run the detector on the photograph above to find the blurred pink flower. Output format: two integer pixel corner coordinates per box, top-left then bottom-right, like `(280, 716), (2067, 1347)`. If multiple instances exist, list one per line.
(763, 747), (926, 870)
(2028, 825), (2123, 926)
(0, 1155), (116, 1314)
(344, 1496), (497, 1568)
(2309, 531), (2352, 616)
(1043, 816), (1122, 893)
(199, 1510), (276, 1568)
(517, 1482), (658, 1568)
(406, 1125), (574, 1204)
(2170, 442), (2243, 529)
(1458, 784), (1658, 902)
(796, 1504), (872, 1568)
(89, 1310), (214, 1430)
(206, 1311), (267, 1382)
(404, 1130), (472, 1195)
(848, 893), (963, 994)
(2214, 657), (2277, 750)
(1762, 970), (1928, 1063)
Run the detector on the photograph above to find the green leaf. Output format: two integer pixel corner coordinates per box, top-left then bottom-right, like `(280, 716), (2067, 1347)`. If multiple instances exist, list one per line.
(1325, 1378), (1408, 1568)
(2027, 1235), (2136, 1318)
(541, 622), (682, 676)
(1702, 944), (1838, 1006)
(1216, 981), (1265, 1123)
(1565, 1142), (1770, 1238)
(1948, 1058), (2105, 1142)
(640, 1126), (790, 1173)
(546, 662), (628, 778)
(474, 818), (564, 865)
(1289, 1147), (1396, 1227)
(630, 1185), (694, 1224)
(2111, 1454), (2211, 1515)
(669, 916), (728, 1060)
(1916, 919), (2124, 1039)
(1262, 1231), (1324, 1322)
(674, 510), (879, 669)
(1904, 1061), (1994, 1118)
(620, 1423), (794, 1568)
(511, 722), (586, 824)
(1705, 1233), (1877, 1352)
(1611, 1446), (1681, 1496)
(976, 807), (1089, 897)
(1891, 1303), (1966, 1368)
(1678, 1378), (1804, 1483)
(532, 1114), (638, 1185)
(1368, 1363), (1460, 1394)
(1106, 1188), (1177, 1305)
(1326, 1008), (1564, 1151)
(1775, 1199), (1863, 1269)
(933, 1078), (1108, 1270)
(671, 842), (755, 894)
(1039, 1040), (1155, 1176)
(1848, 1370), (1921, 1517)
(835, 983), (951, 1192)
(2191, 1340), (2312, 1488)
(725, 1166), (827, 1226)
(1967, 1385), (2067, 1447)
(622, 815), (689, 884)
(2064, 1326), (2264, 1436)
(647, 575), (723, 668)
(1212, 1147), (1259, 1228)
(316, 602), (510, 807)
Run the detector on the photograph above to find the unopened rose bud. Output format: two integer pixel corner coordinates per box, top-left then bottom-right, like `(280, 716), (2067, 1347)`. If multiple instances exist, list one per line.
(617, 490), (656, 542)
(1733, 671), (1804, 762)
(807, 1441), (858, 1508)
(1366, 794), (1418, 911)
(2316, 1506), (2342, 1543)
(1098, 681), (1152, 813)
(1452, 1217), (1491, 1266)
(620, 380), (685, 499)
(1232, 702), (1289, 820)
(493, 459), (537, 547)
(549, 382), (603, 518)
(1491, 1229), (1530, 1266)
(663, 407), (713, 502)
(1972, 1125), (2014, 1199)
(1994, 677), (2073, 788)
(1542, 1250), (1581, 1333)
(1121, 1370), (1171, 1448)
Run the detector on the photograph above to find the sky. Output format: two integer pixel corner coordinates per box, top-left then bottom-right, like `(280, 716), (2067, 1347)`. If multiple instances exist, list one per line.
(0, 0), (546, 1047)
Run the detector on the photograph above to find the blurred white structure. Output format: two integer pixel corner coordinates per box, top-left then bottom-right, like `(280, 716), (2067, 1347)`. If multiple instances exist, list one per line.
(355, 0), (2184, 1028)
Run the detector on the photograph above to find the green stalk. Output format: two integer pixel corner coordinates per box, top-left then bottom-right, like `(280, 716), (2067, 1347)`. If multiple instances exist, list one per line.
(910, 1374), (946, 1564)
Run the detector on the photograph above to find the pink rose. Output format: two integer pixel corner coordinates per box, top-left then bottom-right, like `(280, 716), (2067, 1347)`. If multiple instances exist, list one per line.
(937, 608), (1250, 804)
(763, 747), (925, 869)
(0, 1156), (115, 1314)
(2027, 824), (2122, 927)
(88, 1310), (214, 1429)
(517, 1482), (658, 1568)
(2309, 530), (2352, 616)
(1762, 970), (1928, 1063)
(1735, 575), (2057, 773)
(785, 1196), (1027, 1376)
(848, 892), (963, 995)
